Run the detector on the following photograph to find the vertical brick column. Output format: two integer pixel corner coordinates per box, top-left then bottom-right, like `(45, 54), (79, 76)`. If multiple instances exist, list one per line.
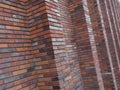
(59, 0), (83, 89)
(45, 0), (82, 90)
(96, 0), (120, 89)
(105, 0), (120, 68)
(104, 0), (120, 89)
(107, 0), (120, 88)
(82, 0), (105, 90)
(26, 0), (60, 90)
(113, 0), (120, 36)
(87, 0), (118, 89)
(68, 0), (101, 89)
(109, 0), (120, 49)
(25, 0), (82, 89)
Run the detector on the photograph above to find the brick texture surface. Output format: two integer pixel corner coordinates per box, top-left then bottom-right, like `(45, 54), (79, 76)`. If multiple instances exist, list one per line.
(0, 0), (120, 90)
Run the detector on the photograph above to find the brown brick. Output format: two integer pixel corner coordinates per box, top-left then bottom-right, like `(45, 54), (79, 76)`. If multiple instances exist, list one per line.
(0, 44), (8, 48)
(13, 69), (27, 75)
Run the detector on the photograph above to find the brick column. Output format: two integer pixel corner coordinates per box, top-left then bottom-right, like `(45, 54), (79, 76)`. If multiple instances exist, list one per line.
(45, 0), (82, 89)
(26, 0), (60, 90)
(96, 0), (119, 89)
(87, 0), (120, 89)
(26, 0), (83, 90)
(68, 0), (102, 89)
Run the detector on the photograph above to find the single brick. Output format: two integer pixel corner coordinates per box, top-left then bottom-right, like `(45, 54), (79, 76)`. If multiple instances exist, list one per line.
(13, 69), (27, 76)
(0, 44), (8, 48)
(0, 24), (5, 29)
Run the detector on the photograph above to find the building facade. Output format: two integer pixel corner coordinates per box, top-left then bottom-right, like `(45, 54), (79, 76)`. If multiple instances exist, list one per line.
(0, 0), (120, 90)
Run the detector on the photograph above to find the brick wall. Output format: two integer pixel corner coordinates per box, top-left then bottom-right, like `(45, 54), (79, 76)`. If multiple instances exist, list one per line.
(0, 0), (120, 90)
(68, 0), (100, 89)
(0, 0), (39, 90)
(26, 0), (60, 90)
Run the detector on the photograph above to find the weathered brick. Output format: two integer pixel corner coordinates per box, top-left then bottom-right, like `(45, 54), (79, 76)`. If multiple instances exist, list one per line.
(0, 25), (5, 29)
(0, 72), (12, 79)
